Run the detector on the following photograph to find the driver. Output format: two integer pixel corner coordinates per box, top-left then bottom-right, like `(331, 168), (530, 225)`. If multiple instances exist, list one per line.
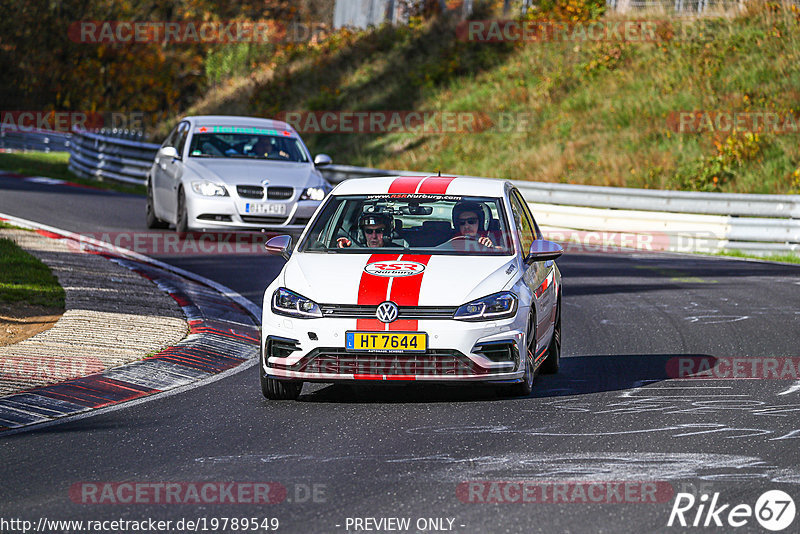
(337, 213), (397, 248)
(452, 201), (494, 248)
(251, 136), (289, 159)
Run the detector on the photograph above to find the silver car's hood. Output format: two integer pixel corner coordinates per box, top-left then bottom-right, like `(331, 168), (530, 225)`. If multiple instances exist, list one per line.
(184, 158), (324, 187)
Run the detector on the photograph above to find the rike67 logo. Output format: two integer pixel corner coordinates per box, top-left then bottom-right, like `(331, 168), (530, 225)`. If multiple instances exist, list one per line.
(668, 490), (795, 531)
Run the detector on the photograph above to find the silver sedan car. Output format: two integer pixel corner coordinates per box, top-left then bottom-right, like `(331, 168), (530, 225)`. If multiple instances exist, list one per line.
(146, 115), (332, 232)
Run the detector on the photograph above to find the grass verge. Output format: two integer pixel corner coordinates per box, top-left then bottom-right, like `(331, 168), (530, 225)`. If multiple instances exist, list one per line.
(0, 152), (145, 196)
(708, 249), (800, 264)
(0, 237), (66, 309)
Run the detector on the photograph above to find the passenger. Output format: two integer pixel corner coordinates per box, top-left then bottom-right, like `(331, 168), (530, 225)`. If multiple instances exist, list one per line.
(452, 201), (494, 248)
(337, 213), (397, 248)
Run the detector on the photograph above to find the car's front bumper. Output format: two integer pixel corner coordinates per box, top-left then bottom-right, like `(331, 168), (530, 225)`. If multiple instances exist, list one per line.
(260, 312), (530, 383)
(185, 192), (320, 231)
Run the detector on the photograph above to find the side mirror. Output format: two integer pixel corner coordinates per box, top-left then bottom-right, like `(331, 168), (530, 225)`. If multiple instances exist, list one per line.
(524, 240), (563, 264)
(265, 235), (293, 261)
(160, 146), (179, 160)
(314, 154), (332, 167)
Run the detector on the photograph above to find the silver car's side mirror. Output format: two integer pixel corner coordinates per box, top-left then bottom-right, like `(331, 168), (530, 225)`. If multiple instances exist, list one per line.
(314, 154), (332, 167)
(265, 235), (293, 261)
(525, 240), (563, 264)
(160, 146), (179, 160)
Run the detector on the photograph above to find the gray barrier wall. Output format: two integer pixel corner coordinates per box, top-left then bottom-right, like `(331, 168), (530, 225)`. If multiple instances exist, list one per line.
(9, 129), (799, 256)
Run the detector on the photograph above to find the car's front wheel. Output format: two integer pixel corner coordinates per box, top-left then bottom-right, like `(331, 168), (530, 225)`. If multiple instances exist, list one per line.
(505, 315), (535, 397)
(259, 353), (303, 400)
(176, 187), (189, 233)
(540, 303), (561, 375)
(146, 181), (168, 229)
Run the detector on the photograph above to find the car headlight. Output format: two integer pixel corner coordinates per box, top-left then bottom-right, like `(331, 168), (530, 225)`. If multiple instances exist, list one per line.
(272, 288), (322, 318)
(299, 186), (328, 201)
(191, 180), (228, 196)
(454, 292), (517, 321)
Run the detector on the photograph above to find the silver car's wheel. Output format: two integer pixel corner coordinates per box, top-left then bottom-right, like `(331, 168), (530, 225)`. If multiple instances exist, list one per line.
(146, 182), (168, 229)
(176, 188), (189, 233)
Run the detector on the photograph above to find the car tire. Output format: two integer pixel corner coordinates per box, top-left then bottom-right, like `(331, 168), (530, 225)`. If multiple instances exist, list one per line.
(540, 303), (561, 375)
(145, 182), (169, 229)
(176, 187), (189, 233)
(259, 351), (303, 400)
(506, 315), (535, 397)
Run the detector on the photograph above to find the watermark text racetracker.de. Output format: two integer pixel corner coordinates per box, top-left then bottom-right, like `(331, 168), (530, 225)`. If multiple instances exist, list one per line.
(0, 110), (145, 133)
(275, 111), (536, 134)
(667, 356), (800, 380)
(67, 232), (271, 256)
(69, 20), (330, 44)
(0, 517), (280, 533)
(69, 481), (326, 505)
(457, 480), (675, 503)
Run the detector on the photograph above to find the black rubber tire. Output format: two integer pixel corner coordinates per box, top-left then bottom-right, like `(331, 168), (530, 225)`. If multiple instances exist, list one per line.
(505, 315), (535, 397)
(540, 303), (561, 375)
(145, 182), (169, 229)
(259, 351), (303, 400)
(176, 188), (189, 233)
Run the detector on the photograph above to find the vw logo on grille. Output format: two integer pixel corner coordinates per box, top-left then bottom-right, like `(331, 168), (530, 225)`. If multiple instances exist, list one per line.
(376, 301), (399, 323)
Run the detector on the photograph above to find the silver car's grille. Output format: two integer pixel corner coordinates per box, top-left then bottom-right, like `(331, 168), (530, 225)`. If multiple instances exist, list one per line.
(237, 185), (264, 199)
(319, 304), (457, 319)
(267, 186), (294, 200)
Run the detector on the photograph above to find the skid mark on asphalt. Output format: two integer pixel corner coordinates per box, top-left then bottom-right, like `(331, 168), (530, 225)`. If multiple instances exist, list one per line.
(195, 452), (800, 484)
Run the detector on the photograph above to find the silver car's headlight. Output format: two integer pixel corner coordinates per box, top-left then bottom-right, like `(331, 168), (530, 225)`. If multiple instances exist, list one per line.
(191, 180), (228, 196)
(272, 288), (322, 318)
(299, 186), (328, 201)
(454, 292), (518, 321)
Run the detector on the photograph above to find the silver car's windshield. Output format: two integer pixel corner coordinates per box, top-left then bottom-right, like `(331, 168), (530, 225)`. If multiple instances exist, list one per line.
(299, 194), (514, 255)
(188, 129), (309, 162)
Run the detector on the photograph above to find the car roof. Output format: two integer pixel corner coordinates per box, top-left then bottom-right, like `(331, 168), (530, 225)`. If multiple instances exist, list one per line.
(182, 115), (295, 132)
(332, 175), (510, 197)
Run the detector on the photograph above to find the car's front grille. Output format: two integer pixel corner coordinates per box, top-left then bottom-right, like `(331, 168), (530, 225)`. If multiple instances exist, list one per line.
(319, 304), (457, 319)
(271, 348), (490, 377)
(237, 185), (264, 199)
(267, 186), (294, 200)
(240, 215), (288, 224)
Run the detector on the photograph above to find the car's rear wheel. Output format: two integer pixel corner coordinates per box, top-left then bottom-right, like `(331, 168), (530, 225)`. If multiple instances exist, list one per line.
(176, 187), (189, 233)
(146, 181), (168, 229)
(540, 303), (561, 375)
(259, 352), (303, 400)
(505, 315), (535, 397)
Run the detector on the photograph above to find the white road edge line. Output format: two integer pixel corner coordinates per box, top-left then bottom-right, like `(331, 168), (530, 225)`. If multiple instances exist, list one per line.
(0, 211), (264, 435)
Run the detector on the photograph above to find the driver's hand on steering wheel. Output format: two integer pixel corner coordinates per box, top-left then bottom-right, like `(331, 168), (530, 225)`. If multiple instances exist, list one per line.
(336, 237), (352, 248)
(478, 236), (494, 248)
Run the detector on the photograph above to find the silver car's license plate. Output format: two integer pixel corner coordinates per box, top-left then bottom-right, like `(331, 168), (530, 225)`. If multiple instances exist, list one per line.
(245, 203), (287, 215)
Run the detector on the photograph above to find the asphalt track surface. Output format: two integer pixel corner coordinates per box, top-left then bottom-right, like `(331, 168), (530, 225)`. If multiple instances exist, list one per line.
(1, 175), (799, 534)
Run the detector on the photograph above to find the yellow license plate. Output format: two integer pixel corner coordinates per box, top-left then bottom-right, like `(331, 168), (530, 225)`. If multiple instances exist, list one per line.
(345, 331), (427, 352)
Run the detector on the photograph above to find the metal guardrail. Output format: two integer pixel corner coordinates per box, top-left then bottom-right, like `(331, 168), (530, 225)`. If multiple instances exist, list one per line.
(0, 129), (70, 152)
(68, 129), (159, 185)
(9, 129), (798, 256)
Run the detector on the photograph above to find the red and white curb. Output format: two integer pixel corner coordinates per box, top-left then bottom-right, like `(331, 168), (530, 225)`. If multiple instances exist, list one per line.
(0, 213), (262, 433)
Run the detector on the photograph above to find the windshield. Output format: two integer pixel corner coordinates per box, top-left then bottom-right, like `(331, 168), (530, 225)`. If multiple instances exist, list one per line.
(188, 128), (309, 162)
(299, 194), (514, 255)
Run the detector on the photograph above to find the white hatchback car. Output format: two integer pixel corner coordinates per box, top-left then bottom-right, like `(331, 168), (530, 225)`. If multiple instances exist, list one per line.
(146, 115), (332, 232)
(260, 175), (562, 399)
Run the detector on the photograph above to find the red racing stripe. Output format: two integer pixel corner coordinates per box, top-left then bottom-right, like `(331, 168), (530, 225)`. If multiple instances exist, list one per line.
(356, 253), (398, 331)
(416, 176), (456, 194)
(385, 254), (431, 331)
(388, 176), (426, 194)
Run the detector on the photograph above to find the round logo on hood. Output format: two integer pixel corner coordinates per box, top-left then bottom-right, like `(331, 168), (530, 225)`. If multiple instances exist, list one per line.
(365, 261), (426, 277)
